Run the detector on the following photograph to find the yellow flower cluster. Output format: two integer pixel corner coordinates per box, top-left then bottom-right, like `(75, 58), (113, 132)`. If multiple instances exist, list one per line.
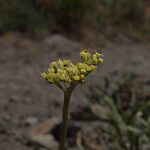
(42, 49), (103, 84)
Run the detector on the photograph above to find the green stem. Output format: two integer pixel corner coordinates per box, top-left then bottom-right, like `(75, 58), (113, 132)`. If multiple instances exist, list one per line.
(60, 83), (77, 150)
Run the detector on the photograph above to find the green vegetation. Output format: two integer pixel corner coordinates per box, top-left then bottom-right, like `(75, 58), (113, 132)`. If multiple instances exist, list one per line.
(0, 0), (44, 33)
(0, 0), (149, 39)
(87, 74), (150, 149)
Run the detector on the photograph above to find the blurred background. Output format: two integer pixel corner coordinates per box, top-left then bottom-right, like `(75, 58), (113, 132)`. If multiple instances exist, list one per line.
(0, 0), (150, 150)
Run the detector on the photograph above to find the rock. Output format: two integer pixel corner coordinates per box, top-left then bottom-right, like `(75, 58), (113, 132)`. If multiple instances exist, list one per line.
(43, 34), (83, 52)
(25, 117), (38, 126)
(27, 117), (59, 149)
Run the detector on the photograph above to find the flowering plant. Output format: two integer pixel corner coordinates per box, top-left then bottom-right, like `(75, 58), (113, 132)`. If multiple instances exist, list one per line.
(42, 49), (103, 149)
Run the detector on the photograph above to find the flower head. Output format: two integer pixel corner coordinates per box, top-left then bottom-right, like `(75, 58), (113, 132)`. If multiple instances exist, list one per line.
(42, 49), (103, 84)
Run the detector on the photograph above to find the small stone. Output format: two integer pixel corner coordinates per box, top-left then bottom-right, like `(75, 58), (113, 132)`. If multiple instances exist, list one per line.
(25, 117), (38, 126)
(28, 117), (59, 149)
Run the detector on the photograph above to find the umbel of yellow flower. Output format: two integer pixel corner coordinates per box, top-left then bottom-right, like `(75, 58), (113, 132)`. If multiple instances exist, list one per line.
(41, 49), (103, 84)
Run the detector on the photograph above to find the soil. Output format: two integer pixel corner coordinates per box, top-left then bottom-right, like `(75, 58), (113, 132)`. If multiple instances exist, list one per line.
(0, 33), (150, 150)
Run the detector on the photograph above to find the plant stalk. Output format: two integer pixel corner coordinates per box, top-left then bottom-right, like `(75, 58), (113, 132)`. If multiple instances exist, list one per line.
(60, 83), (77, 150)
(60, 92), (71, 150)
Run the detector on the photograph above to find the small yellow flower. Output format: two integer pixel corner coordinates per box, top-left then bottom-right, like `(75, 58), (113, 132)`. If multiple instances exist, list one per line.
(80, 49), (91, 64)
(41, 72), (47, 79)
(80, 74), (85, 79)
(73, 75), (80, 81)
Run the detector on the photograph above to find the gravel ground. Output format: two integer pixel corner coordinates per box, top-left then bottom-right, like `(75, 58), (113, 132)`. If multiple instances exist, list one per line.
(0, 33), (149, 150)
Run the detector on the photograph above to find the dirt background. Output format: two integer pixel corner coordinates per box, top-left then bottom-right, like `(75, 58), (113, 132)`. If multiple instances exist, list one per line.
(0, 33), (150, 150)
